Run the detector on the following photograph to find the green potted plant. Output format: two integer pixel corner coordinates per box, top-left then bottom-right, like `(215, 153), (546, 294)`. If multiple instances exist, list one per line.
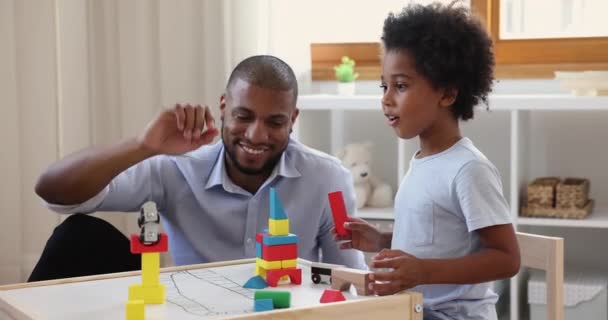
(334, 56), (359, 95)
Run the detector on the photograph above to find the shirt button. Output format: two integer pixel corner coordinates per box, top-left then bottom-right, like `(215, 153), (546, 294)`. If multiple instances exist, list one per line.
(246, 238), (253, 244)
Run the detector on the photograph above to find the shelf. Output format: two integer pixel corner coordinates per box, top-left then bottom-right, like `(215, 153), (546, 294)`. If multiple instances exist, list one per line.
(353, 207), (608, 227)
(355, 207), (394, 220)
(517, 208), (608, 228)
(298, 94), (608, 111)
(298, 94), (382, 110)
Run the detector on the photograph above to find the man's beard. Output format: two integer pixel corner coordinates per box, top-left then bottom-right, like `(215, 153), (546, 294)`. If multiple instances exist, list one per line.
(221, 122), (284, 176)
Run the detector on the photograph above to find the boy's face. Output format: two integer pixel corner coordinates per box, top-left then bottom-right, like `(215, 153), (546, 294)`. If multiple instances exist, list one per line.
(220, 78), (298, 176)
(381, 50), (452, 139)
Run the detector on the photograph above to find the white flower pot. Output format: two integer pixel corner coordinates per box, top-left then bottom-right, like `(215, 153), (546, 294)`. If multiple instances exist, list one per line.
(337, 82), (355, 96)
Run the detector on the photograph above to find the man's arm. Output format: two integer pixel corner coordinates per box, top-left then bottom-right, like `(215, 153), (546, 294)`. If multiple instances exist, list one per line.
(36, 104), (217, 206)
(35, 138), (153, 205)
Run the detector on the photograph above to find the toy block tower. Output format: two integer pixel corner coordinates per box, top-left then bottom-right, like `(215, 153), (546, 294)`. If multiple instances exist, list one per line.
(250, 188), (301, 287)
(126, 201), (168, 320)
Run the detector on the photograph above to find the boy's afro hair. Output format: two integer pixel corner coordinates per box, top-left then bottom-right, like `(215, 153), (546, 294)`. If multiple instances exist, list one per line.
(382, 2), (494, 120)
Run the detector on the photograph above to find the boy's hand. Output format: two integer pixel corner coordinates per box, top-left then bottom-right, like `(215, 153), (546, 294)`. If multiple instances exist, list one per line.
(331, 217), (385, 252)
(369, 249), (427, 295)
(138, 103), (219, 156)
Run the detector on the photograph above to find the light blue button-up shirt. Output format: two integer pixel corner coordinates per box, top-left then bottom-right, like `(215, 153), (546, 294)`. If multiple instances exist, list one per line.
(46, 139), (366, 269)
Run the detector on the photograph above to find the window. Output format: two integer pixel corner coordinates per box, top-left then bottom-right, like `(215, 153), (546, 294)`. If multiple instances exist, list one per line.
(310, 0), (608, 80)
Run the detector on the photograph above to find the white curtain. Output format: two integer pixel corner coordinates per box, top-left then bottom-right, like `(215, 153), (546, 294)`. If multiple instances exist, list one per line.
(0, 0), (272, 285)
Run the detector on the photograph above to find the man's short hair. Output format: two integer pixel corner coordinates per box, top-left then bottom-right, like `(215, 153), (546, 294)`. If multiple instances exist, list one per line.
(226, 55), (298, 104)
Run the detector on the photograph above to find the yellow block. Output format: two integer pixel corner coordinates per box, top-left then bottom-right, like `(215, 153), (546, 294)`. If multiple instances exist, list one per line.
(256, 257), (281, 270)
(269, 219), (289, 236)
(126, 299), (144, 320)
(142, 253), (160, 286)
(281, 259), (297, 269)
(254, 263), (267, 278)
(129, 284), (166, 304)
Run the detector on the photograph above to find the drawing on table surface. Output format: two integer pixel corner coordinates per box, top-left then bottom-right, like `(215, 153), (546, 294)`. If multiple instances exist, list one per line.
(163, 269), (255, 318)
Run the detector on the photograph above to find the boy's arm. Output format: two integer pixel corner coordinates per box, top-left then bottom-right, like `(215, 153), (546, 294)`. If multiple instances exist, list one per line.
(380, 231), (393, 249)
(421, 223), (520, 284)
(370, 223), (519, 295)
(419, 159), (519, 284)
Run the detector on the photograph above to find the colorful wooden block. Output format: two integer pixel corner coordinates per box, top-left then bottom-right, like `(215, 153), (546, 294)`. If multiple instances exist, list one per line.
(254, 298), (274, 312)
(281, 259), (297, 269)
(256, 233), (268, 244)
(254, 290), (291, 308)
(141, 253), (160, 287)
(256, 243), (262, 258)
(254, 264), (266, 278)
(320, 289), (346, 303)
(130, 233), (168, 253)
(256, 258), (282, 270)
(262, 234), (298, 246)
(266, 268), (302, 287)
(269, 218), (289, 236)
(270, 188), (288, 220)
(243, 276), (268, 289)
(261, 243), (297, 261)
(125, 299), (144, 320)
(328, 191), (351, 236)
(331, 267), (372, 296)
(128, 284), (166, 304)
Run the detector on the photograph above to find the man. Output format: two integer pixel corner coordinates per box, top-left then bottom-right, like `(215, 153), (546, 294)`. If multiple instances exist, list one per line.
(35, 55), (366, 271)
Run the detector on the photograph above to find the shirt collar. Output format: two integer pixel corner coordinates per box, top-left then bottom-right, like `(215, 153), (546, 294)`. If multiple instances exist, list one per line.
(205, 142), (301, 191)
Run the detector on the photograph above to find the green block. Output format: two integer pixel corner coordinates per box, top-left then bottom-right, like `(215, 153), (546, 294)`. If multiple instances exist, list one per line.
(254, 290), (291, 308)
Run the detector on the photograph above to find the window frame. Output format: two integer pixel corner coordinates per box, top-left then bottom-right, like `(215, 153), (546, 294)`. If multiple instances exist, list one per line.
(310, 0), (608, 80)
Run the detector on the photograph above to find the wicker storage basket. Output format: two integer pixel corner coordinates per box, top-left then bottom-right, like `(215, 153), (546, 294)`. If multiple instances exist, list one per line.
(521, 199), (594, 219)
(527, 177), (560, 208)
(556, 178), (590, 209)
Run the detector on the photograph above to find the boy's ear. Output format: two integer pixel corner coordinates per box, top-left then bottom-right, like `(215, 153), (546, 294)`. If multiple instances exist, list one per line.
(439, 88), (458, 108)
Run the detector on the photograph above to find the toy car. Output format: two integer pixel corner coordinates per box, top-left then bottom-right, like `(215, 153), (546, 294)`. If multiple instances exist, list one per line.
(138, 201), (161, 245)
(310, 262), (344, 284)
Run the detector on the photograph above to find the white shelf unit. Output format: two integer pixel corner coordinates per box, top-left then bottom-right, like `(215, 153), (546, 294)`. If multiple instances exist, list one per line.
(295, 94), (608, 320)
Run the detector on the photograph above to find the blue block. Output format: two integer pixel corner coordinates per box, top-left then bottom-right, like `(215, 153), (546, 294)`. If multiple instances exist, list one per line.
(256, 243), (262, 258)
(262, 234), (298, 245)
(270, 188), (288, 220)
(254, 298), (274, 312)
(244, 276), (268, 289)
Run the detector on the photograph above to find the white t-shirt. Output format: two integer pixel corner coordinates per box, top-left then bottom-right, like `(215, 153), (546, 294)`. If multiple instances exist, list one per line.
(391, 137), (512, 320)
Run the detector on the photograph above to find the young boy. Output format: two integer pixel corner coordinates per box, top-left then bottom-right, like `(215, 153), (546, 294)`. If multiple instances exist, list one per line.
(334, 3), (520, 319)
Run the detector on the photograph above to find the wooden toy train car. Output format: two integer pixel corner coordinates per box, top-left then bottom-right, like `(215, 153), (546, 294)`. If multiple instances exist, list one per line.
(310, 262), (344, 284)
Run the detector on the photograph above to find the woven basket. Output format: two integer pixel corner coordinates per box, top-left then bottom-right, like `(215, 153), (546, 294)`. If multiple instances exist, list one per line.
(556, 178), (589, 209)
(521, 199), (594, 219)
(527, 177), (560, 208)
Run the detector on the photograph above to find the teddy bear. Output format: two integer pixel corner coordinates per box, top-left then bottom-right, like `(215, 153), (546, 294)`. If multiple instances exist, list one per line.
(336, 142), (393, 209)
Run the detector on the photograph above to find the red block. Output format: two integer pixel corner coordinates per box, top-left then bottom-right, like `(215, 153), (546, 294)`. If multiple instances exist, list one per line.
(328, 191), (351, 236)
(130, 233), (168, 253)
(261, 244), (297, 261)
(266, 268), (302, 287)
(256, 233), (269, 244)
(320, 289), (346, 303)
